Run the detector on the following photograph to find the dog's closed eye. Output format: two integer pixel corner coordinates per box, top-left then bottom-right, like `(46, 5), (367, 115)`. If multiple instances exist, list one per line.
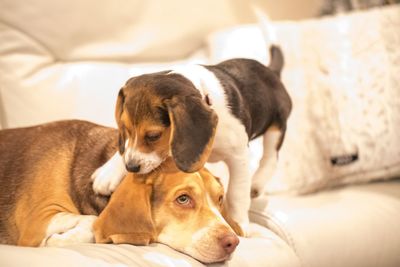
(145, 131), (162, 142)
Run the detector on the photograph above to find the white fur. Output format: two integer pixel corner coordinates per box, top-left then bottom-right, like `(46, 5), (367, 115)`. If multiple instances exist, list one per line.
(124, 147), (163, 174)
(157, 189), (234, 263)
(40, 212), (97, 246)
(251, 126), (282, 197)
(206, 193), (229, 227)
(91, 151), (127, 195)
(173, 66), (252, 232)
(92, 137), (163, 195)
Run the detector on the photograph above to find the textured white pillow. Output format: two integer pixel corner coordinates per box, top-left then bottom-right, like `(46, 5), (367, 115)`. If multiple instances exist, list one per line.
(208, 5), (400, 194)
(267, 4), (400, 194)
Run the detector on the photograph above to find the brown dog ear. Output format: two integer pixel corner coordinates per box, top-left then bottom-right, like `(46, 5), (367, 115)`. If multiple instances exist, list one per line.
(166, 96), (218, 173)
(115, 88), (126, 154)
(93, 175), (155, 245)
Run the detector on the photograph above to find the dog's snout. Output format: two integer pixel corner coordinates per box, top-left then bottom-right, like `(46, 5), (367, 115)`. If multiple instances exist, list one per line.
(219, 233), (239, 254)
(126, 162), (141, 173)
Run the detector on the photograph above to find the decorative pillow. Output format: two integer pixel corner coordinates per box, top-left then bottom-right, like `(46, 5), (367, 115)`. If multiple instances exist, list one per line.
(208, 4), (400, 194)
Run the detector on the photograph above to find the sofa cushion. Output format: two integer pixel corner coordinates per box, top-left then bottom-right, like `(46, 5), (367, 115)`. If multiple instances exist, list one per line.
(250, 179), (400, 267)
(0, 233), (300, 267)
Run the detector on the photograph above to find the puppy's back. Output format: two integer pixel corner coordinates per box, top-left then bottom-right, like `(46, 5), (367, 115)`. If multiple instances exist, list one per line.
(206, 56), (290, 140)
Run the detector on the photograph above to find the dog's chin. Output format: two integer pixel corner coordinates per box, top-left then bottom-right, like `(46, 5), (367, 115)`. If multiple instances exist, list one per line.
(126, 155), (166, 175)
(136, 167), (153, 175)
(136, 160), (165, 175)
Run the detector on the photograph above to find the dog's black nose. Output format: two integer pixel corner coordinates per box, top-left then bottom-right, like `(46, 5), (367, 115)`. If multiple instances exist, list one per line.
(126, 162), (141, 173)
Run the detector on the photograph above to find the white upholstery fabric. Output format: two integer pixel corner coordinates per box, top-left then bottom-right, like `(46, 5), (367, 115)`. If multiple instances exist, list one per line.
(0, 234), (301, 267)
(1, 1), (400, 266)
(250, 179), (400, 267)
(2, 1), (399, 194)
(0, 0), (250, 128)
(0, 0), (250, 62)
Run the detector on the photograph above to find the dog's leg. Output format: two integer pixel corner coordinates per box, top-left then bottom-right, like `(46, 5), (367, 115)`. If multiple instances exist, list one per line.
(251, 125), (283, 198)
(224, 148), (252, 236)
(91, 151), (127, 195)
(41, 212), (97, 246)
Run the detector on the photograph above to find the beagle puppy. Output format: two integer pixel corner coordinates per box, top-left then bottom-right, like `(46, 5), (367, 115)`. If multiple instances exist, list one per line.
(0, 120), (241, 263)
(92, 45), (292, 234)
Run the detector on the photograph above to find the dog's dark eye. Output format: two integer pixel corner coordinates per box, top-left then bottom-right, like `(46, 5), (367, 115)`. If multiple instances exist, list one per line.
(145, 132), (162, 142)
(175, 194), (193, 207)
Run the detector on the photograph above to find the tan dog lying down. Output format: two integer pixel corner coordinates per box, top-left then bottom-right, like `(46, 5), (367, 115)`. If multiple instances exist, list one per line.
(0, 120), (241, 263)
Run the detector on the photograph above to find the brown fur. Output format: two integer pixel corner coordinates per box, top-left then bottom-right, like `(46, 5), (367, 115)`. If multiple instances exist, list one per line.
(0, 120), (241, 254)
(116, 73), (218, 173)
(0, 120), (116, 245)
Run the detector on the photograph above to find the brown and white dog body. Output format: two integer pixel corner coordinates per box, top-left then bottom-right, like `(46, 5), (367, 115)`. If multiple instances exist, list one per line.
(92, 46), (292, 234)
(0, 120), (240, 263)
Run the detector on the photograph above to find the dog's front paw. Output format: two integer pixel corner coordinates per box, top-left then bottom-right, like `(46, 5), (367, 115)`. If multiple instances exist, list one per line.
(250, 181), (266, 199)
(251, 171), (270, 198)
(44, 215), (97, 246)
(91, 166), (120, 195)
(91, 153), (127, 195)
(238, 222), (252, 238)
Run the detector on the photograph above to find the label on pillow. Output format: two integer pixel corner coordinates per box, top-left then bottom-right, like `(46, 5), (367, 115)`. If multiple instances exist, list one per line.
(330, 153), (359, 166)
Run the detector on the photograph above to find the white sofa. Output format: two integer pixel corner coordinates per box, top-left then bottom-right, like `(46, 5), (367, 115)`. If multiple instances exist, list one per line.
(1, 1), (400, 266)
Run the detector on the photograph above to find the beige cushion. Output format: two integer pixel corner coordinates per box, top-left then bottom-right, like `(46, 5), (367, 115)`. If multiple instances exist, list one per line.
(0, 234), (300, 267)
(250, 179), (400, 267)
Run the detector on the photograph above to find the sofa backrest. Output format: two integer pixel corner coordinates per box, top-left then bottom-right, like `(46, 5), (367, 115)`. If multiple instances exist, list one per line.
(0, 0), (253, 129)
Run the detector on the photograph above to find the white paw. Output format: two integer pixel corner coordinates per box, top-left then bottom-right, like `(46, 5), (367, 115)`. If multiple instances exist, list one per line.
(44, 215), (97, 246)
(91, 152), (127, 195)
(250, 179), (266, 199)
(91, 167), (121, 195)
(251, 165), (274, 198)
(238, 222), (252, 237)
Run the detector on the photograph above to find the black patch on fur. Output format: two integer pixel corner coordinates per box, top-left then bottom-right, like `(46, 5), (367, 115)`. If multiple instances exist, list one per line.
(116, 89), (126, 154)
(166, 95), (217, 172)
(204, 57), (292, 141)
(156, 107), (170, 127)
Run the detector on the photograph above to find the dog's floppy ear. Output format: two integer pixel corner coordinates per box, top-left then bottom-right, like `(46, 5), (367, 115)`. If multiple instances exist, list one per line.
(165, 96), (218, 173)
(115, 88), (126, 154)
(93, 175), (155, 245)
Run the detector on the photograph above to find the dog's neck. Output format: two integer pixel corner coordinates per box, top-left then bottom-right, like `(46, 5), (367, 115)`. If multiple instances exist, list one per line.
(170, 65), (222, 106)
